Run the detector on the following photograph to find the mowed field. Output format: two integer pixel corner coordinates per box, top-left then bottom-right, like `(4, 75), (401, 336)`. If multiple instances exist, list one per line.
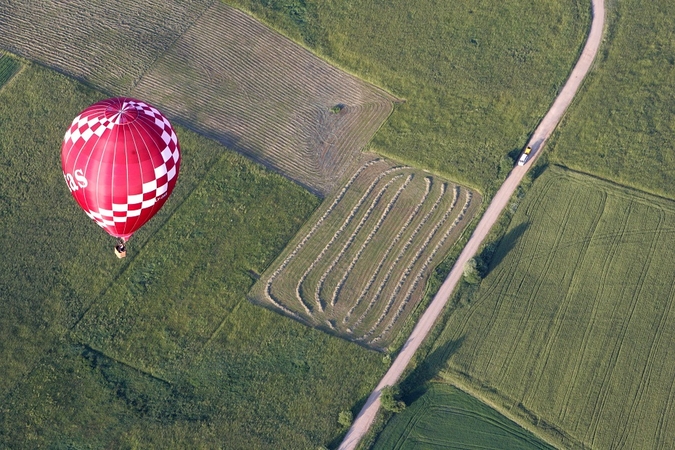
(373, 383), (555, 450)
(0, 0), (395, 196)
(226, 0), (591, 193)
(0, 63), (385, 449)
(251, 158), (480, 350)
(549, 0), (675, 200)
(435, 166), (675, 449)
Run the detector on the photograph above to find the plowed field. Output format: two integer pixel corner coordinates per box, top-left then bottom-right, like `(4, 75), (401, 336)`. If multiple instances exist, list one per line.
(251, 158), (480, 350)
(437, 166), (675, 449)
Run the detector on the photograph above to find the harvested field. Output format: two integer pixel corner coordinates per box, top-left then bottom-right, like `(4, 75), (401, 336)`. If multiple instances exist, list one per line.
(0, 52), (20, 88)
(0, 1), (397, 196)
(373, 383), (554, 450)
(250, 158), (480, 350)
(0, 0), (212, 94)
(436, 166), (675, 449)
(131, 2), (397, 195)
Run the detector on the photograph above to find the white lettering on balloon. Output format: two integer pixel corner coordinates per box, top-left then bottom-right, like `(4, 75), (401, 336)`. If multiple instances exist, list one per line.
(63, 170), (88, 192)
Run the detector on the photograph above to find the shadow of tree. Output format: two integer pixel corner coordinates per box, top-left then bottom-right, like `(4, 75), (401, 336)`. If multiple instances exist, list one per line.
(399, 336), (465, 404)
(479, 221), (529, 278)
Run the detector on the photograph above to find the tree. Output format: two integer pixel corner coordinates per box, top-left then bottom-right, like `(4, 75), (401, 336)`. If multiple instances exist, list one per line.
(380, 386), (406, 413)
(463, 257), (482, 284)
(338, 410), (353, 428)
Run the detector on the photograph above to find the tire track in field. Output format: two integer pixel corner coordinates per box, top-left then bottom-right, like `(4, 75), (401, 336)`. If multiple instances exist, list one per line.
(654, 272), (675, 448)
(523, 188), (607, 409)
(578, 201), (635, 444)
(492, 181), (576, 387)
(556, 189), (607, 423)
(456, 175), (557, 377)
(609, 206), (665, 450)
(473, 178), (557, 379)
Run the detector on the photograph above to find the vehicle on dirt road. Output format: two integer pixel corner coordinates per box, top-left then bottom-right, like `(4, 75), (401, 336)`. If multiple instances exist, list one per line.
(517, 146), (532, 166)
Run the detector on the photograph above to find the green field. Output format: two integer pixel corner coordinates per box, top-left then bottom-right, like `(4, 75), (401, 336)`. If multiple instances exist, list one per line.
(549, 0), (675, 199)
(225, 0), (590, 193)
(434, 166), (675, 449)
(0, 63), (384, 449)
(373, 383), (554, 450)
(251, 158), (479, 350)
(0, 52), (20, 88)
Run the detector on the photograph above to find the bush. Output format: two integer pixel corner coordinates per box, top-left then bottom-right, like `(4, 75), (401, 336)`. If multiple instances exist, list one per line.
(380, 386), (406, 413)
(338, 410), (353, 428)
(463, 257), (482, 285)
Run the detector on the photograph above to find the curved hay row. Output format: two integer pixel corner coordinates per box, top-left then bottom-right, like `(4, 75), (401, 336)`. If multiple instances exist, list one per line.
(327, 174), (415, 310)
(314, 173), (410, 310)
(343, 177), (433, 324)
(295, 166), (406, 312)
(264, 159), (382, 314)
(360, 186), (461, 339)
(371, 191), (474, 344)
(349, 182), (452, 331)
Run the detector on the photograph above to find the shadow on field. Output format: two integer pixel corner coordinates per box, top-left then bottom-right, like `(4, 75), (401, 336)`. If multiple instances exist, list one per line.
(399, 336), (465, 405)
(479, 221), (529, 278)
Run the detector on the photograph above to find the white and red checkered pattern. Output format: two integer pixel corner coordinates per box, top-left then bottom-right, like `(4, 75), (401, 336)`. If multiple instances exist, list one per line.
(61, 97), (181, 240)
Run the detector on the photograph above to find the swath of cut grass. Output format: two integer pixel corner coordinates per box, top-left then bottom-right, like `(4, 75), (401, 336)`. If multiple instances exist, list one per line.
(435, 166), (675, 449)
(373, 383), (555, 450)
(250, 158), (480, 350)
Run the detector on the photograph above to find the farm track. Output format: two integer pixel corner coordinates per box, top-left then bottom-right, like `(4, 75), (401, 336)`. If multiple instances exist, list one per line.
(251, 158), (479, 348)
(340, 0), (606, 447)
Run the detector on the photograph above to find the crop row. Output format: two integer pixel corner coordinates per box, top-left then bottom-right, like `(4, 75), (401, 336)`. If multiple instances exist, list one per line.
(254, 159), (478, 348)
(348, 183), (454, 333)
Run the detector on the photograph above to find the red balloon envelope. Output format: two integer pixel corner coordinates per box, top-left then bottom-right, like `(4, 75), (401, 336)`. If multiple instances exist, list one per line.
(61, 97), (181, 241)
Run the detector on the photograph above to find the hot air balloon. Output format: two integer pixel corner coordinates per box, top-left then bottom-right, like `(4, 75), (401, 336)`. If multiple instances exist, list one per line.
(61, 98), (181, 257)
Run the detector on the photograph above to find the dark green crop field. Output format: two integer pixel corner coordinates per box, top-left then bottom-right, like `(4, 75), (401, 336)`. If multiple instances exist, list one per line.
(435, 166), (675, 449)
(549, 0), (675, 199)
(225, 0), (590, 194)
(373, 383), (554, 450)
(0, 63), (384, 449)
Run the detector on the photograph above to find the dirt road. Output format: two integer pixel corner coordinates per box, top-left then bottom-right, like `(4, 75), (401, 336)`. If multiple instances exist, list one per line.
(338, 0), (605, 448)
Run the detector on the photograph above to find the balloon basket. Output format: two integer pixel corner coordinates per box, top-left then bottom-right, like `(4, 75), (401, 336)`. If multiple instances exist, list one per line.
(114, 241), (127, 258)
